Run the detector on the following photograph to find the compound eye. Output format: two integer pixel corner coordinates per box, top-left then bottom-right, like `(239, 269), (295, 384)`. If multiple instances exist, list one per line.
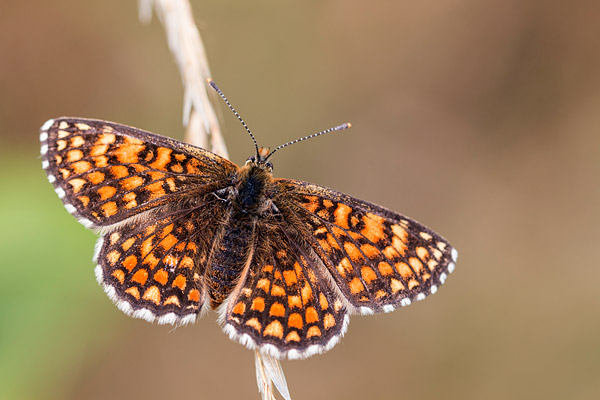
(245, 156), (256, 166)
(266, 161), (273, 171)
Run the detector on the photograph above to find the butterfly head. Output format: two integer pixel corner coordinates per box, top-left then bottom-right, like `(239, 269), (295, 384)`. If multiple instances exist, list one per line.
(246, 147), (273, 172)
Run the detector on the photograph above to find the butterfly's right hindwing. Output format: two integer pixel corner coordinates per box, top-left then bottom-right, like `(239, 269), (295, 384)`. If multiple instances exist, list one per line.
(221, 221), (349, 360)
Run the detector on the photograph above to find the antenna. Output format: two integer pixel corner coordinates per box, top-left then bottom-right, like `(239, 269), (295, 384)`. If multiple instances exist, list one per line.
(207, 79), (259, 157)
(266, 122), (352, 160)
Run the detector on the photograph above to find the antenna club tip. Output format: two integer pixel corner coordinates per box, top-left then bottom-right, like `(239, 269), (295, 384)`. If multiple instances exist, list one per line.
(335, 122), (352, 130)
(207, 79), (219, 91)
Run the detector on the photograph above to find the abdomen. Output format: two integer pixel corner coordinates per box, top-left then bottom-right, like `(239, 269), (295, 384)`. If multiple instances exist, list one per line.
(207, 212), (255, 308)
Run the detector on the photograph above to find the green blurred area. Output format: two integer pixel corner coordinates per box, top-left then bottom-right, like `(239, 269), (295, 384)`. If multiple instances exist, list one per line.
(0, 154), (112, 399)
(1, 1), (600, 399)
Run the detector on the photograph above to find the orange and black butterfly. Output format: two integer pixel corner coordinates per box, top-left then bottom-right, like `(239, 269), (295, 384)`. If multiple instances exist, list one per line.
(40, 81), (457, 359)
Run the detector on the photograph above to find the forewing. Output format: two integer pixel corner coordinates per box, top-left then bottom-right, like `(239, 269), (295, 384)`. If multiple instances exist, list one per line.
(222, 223), (349, 360)
(95, 201), (226, 325)
(40, 117), (237, 229)
(276, 179), (457, 315)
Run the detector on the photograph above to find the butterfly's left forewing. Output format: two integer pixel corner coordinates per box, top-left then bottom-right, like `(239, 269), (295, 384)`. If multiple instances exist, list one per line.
(276, 179), (457, 315)
(40, 117), (237, 229)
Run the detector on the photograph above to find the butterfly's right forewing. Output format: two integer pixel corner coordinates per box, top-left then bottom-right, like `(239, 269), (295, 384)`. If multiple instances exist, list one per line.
(276, 179), (457, 316)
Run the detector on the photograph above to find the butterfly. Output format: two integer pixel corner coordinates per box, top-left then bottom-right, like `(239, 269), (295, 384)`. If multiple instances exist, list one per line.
(40, 81), (457, 360)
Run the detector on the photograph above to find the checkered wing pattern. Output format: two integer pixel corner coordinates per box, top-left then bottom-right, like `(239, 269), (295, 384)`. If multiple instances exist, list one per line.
(40, 116), (457, 356)
(222, 222), (349, 360)
(278, 180), (458, 315)
(94, 201), (227, 325)
(40, 117), (236, 325)
(40, 117), (237, 229)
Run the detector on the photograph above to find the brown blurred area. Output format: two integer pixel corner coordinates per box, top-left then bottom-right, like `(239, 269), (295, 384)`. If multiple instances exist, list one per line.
(1, 1), (599, 399)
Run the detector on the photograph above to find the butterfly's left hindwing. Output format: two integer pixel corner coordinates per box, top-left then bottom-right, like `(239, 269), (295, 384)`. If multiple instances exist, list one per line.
(276, 179), (457, 315)
(95, 203), (226, 325)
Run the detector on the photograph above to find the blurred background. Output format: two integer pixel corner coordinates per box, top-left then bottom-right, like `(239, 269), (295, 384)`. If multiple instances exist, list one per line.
(1, 1), (599, 399)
